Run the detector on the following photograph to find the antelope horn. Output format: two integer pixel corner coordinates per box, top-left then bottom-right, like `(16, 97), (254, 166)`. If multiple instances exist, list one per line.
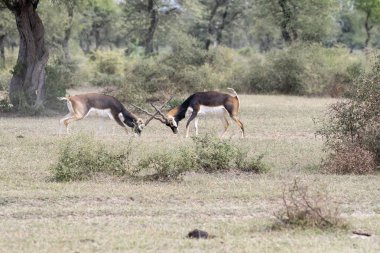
(150, 103), (168, 120)
(131, 104), (166, 125)
(145, 110), (163, 125)
(150, 95), (174, 122)
(132, 96), (174, 125)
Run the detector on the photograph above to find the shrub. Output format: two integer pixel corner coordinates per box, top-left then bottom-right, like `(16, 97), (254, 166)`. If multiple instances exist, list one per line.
(45, 58), (80, 110)
(0, 95), (13, 113)
(322, 142), (376, 174)
(192, 134), (238, 172)
(88, 50), (125, 87)
(132, 148), (196, 181)
(235, 150), (270, 174)
(90, 50), (124, 75)
(317, 55), (380, 173)
(273, 179), (347, 230)
(51, 134), (130, 181)
(0, 69), (12, 91)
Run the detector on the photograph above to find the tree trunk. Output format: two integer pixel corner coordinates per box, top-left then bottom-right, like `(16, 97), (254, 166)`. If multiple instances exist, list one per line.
(145, 0), (158, 55)
(216, 6), (229, 46)
(205, 1), (220, 50)
(364, 11), (372, 48)
(278, 0), (294, 44)
(62, 4), (74, 61)
(8, 1), (48, 110)
(0, 34), (5, 68)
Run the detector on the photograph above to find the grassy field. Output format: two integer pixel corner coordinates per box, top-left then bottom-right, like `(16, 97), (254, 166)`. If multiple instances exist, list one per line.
(0, 95), (379, 252)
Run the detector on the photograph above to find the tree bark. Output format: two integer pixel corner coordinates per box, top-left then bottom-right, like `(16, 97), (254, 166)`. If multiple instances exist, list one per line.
(144, 0), (158, 55)
(278, 0), (295, 44)
(0, 34), (5, 68)
(216, 5), (228, 46)
(364, 11), (372, 48)
(7, 0), (48, 110)
(205, 1), (221, 50)
(62, 4), (73, 61)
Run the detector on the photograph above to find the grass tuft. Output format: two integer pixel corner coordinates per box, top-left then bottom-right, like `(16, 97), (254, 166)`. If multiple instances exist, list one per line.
(272, 179), (348, 230)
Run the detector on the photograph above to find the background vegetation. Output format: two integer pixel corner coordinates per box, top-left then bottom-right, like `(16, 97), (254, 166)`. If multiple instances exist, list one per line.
(1, 0), (380, 111)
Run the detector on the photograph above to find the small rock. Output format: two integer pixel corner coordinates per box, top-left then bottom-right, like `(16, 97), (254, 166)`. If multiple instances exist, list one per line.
(187, 229), (209, 239)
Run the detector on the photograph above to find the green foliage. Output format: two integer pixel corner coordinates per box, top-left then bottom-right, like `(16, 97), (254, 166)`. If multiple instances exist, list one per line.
(133, 148), (196, 182)
(45, 58), (79, 110)
(247, 44), (364, 96)
(87, 50), (125, 87)
(51, 134), (129, 181)
(0, 68), (11, 91)
(192, 134), (237, 172)
(127, 134), (269, 181)
(317, 55), (380, 173)
(0, 96), (13, 112)
(90, 50), (124, 75)
(273, 179), (348, 230)
(235, 150), (270, 174)
(191, 134), (270, 173)
(118, 41), (253, 103)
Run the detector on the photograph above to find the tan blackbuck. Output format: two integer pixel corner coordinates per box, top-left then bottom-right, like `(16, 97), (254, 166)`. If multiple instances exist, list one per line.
(58, 93), (160, 135)
(135, 88), (245, 138)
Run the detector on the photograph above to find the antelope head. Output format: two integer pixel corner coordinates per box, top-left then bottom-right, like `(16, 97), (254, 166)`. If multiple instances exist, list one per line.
(149, 103), (178, 134)
(131, 96), (176, 133)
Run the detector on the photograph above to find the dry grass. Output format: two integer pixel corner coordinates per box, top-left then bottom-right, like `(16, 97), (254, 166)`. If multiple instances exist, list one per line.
(0, 95), (380, 252)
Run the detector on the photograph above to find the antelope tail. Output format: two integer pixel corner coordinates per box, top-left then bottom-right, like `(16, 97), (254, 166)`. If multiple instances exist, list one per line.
(227, 87), (240, 112)
(57, 95), (70, 101)
(227, 87), (238, 97)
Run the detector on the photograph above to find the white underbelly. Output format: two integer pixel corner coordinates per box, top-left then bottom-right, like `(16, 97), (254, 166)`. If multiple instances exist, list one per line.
(188, 105), (227, 116)
(85, 108), (114, 119)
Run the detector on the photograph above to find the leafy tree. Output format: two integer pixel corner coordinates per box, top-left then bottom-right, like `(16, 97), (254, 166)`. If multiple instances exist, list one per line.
(355, 0), (380, 48)
(41, 0), (86, 61)
(0, 8), (16, 67)
(77, 0), (121, 53)
(0, 0), (48, 110)
(120, 0), (182, 55)
(336, 1), (366, 51)
(254, 0), (338, 45)
(191, 0), (248, 50)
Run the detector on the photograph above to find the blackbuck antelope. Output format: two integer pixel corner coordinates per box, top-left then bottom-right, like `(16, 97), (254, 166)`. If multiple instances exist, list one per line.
(58, 93), (159, 135)
(136, 88), (245, 138)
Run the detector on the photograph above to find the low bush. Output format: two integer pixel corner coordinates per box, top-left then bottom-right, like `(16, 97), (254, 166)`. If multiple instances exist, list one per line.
(51, 133), (268, 182)
(0, 95), (13, 113)
(129, 134), (269, 181)
(192, 134), (238, 172)
(272, 179), (347, 230)
(0, 68), (12, 92)
(88, 50), (125, 87)
(51, 134), (130, 181)
(322, 142), (376, 174)
(132, 148), (196, 181)
(235, 150), (270, 174)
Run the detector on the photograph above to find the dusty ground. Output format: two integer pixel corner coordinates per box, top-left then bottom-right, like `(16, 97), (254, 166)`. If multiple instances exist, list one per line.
(0, 95), (379, 252)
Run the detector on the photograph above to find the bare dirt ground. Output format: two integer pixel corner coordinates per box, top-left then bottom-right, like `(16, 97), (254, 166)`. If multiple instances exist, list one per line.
(0, 95), (379, 252)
